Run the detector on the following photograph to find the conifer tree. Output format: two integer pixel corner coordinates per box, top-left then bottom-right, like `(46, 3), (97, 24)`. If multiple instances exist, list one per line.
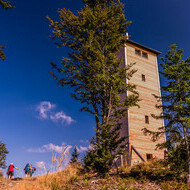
(48, 0), (139, 173)
(0, 0), (14, 9)
(0, 45), (6, 61)
(166, 137), (190, 174)
(70, 146), (80, 164)
(143, 44), (190, 181)
(0, 140), (8, 169)
(0, 0), (14, 61)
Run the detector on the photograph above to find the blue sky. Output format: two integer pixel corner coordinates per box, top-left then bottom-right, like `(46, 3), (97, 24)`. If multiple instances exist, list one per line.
(0, 0), (189, 177)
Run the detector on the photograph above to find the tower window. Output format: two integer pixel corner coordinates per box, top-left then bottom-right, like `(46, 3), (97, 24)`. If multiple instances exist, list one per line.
(142, 74), (146, 82)
(142, 52), (148, 59)
(135, 49), (141, 56)
(146, 154), (153, 160)
(145, 115), (149, 124)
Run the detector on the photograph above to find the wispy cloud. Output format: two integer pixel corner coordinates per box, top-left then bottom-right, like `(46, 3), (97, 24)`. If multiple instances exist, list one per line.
(27, 142), (72, 154)
(36, 161), (45, 168)
(36, 101), (74, 126)
(79, 139), (89, 143)
(50, 111), (74, 125)
(37, 101), (55, 119)
(77, 145), (93, 153)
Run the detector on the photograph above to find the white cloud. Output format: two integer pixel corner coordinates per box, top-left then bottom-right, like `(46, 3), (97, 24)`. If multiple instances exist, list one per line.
(36, 101), (74, 126)
(79, 139), (89, 143)
(77, 145), (93, 153)
(36, 101), (55, 119)
(50, 111), (74, 125)
(36, 161), (45, 168)
(27, 142), (72, 154)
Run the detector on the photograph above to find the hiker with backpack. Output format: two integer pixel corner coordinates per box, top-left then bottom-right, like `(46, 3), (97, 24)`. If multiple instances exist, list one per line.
(29, 164), (36, 177)
(24, 163), (36, 177)
(24, 163), (30, 177)
(7, 163), (19, 179)
(32, 166), (36, 176)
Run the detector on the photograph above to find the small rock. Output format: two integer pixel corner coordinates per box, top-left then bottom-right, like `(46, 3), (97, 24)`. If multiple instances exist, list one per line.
(91, 180), (98, 184)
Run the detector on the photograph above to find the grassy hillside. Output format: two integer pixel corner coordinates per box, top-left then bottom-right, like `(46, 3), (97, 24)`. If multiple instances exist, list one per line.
(13, 160), (190, 190)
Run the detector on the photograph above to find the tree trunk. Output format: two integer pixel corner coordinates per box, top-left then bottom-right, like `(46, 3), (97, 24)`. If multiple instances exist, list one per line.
(93, 103), (100, 142)
(183, 126), (190, 183)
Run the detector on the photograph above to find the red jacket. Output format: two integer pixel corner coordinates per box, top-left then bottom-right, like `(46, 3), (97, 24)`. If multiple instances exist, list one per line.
(8, 164), (14, 172)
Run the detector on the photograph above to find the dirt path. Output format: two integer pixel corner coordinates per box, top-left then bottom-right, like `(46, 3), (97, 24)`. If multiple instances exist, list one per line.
(0, 178), (21, 190)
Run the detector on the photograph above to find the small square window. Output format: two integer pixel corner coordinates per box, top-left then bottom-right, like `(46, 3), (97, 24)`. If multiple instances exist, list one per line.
(142, 74), (146, 82)
(146, 154), (153, 160)
(142, 52), (148, 59)
(145, 115), (149, 124)
(135, 49), (141, 56)
(142, 52), (148, 58)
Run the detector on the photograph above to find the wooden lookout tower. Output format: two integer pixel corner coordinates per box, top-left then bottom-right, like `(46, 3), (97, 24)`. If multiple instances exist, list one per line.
(117, 38), (166, 166)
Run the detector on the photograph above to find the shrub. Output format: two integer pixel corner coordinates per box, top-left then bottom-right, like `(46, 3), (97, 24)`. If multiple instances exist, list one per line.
(129, 159), (176, 181)
(160, 181), (190, 190)
(0, 171), (3, 178)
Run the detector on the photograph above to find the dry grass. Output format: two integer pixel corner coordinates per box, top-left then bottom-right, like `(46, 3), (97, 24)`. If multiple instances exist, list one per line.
(14, 159), (190, 190)
(16, 164), (81, 190)
(16, 164), (164, 190)
(16, 145), (78, 190)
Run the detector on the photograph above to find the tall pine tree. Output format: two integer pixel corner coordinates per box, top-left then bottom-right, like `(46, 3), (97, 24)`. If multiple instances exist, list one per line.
(0, 140), (8, 169)
(48, 0), (139, 173)
(70, 146), (80, 164)
(166, 137), (190, 174)
(0, 0), (14, 9)
(143, 44), (190, 181)
(0, 0), (14, 61)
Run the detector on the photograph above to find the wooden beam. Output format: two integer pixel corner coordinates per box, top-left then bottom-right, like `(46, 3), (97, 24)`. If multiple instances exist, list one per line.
(131, 145), (145, 162)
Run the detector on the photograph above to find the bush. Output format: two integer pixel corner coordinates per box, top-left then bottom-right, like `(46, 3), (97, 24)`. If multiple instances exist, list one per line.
(129, 159), (176, 181)
(160, 181), (190, 190)
(0, 169), (3, 178)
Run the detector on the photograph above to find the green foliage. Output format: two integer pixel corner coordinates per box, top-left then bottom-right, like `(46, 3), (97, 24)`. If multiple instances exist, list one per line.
(166, 137), (190, 175)
(0, 0), (14, 9)
(143, 44), (190, 146)
(48, 0), (139, 173)
(142, 44), (190, 178)
(83, 0), (119, 8)
(70, 146), (80, 164)
(0, 0), (14, 61)
(130, 160), (176, 181)
(0, 169), (3, 178)
(160, 181), (190, 190)
(68, 176), (79, 184)
(84, 122), (127, 173)
(0, 45), (6, 61)
(0, 140), (8, 169)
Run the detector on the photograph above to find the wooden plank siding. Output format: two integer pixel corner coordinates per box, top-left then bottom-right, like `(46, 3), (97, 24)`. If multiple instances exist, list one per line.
(117, 40), (165, 166)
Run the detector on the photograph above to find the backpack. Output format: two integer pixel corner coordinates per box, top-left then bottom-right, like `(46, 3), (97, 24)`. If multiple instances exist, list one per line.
(8, 164), (14, 172)
(24, 164), (30, 171)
